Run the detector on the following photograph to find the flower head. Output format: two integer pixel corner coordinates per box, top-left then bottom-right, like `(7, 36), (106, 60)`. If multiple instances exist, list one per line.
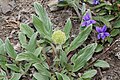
(93, 0), (100, 5)
(81, 13), (96, 27)
(96, 25), (110, 40)
(52, 30), (66, 44)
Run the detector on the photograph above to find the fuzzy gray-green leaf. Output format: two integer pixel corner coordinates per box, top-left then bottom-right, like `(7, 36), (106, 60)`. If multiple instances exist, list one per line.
(73, 43), (97, 72)
(18, 32), (27, 48)
(94, 60), (110, 68)
(33, 63), (51, 77)
(33, 72), (49, 80)
(56, 72), (70, 80)
(93, 16), (111, 28)
(82, 70), (97, 78)
(20, 23), (34, 38)
(6, 64), (20, 72)
(5, 38), (17, 59)
(0, 39), (3, 45)
(113, 20), (120, 28)
(95, 44), (104, 52)
(110, 29), (120, 37)
(9, 73), (22, 80)
(15, 52), (40, 63)
(32, 15), (51, 40)
(67, 26), (92, 53)
(0, 44), (7, 70)
(26, 32), (37, 52)
(63, 18), (72, 39)
(34, 2), (52, 35)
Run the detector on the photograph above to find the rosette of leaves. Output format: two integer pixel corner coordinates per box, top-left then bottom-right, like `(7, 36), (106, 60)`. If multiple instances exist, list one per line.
(0, 2), (110, 80)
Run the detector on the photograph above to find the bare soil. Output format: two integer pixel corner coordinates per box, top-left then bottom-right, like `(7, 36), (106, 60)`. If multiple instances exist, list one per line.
(0, 0), (120, 80)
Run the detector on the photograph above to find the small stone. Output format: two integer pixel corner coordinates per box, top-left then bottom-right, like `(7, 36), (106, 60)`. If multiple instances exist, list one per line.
(0, 0), (16, 14)
(47, 0), (59, 11)
(102, 77), (107, 80)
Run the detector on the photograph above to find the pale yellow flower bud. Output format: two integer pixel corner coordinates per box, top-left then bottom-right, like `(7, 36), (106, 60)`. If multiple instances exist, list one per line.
(52, 30), (66, 44)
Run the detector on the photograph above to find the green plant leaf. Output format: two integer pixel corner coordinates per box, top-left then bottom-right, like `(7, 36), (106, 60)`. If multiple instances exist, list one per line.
(33, 47), (43, 57)
(93, 16), (111, 28)
(20, 23), (34, 38)
(0, 44), (7, 70)
(60, 73), (70, 80)
(82, 70), (97, 78)
(9, 73), (22, 80)
(0, 38), (3, 45)
(113, 20), (120, 28)
(32, 15), (51, 40)
(5, 38), (17, 59)
(55, 72), (62, 80)
(33, 63), (51, 77)
(94, 60), (110, 68)
(33, 72), (49, 80)
(67, 26), (92, 53)
(78, 77), (84, 80)
(0, 74), (5, 80)
(95, 44), (104, 52)
(15, 52), (40, 63)
(98, 10), (107, 16)
(91, 3), (107, 9)
(110, 29), (120, 37)
(50, 76), (57, 80)
(6, 64), (20, 72)
(71, 54), (77, 63)
(26, 32), (37, 52)
(57, 2), (68, 7)
(18, 32), (27, 48)
(105, 5), (114, 10)
(63, 18), (72, 39)
(103, 15), (116, 21)
(0, 69), (8, 80)
(107, 37), (113, 44)
(55, 72), (70, 80)
(24, 63), (32, 73)
(34, 2), (52, 35)
(60, 50), (67, 67)
(73, 43), (97, 72)
(33, 47), (44, 63)
(64, 63), (73, 71)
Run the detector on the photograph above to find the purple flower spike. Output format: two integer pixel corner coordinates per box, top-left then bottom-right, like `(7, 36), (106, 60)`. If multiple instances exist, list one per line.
(96, 25), (110, 40)
(93, 0), (100, 5)
(81, 13), (96, 27)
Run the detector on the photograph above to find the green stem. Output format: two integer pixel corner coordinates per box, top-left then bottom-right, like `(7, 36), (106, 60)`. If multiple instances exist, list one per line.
(55, 45), (62, 72)
(50, 43), (56, 58)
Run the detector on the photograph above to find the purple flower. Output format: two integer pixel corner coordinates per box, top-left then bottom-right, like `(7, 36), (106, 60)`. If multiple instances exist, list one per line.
(93, 0), (100, 5)
(96, 25), (110, 40)
(81, 13), (96, 27)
